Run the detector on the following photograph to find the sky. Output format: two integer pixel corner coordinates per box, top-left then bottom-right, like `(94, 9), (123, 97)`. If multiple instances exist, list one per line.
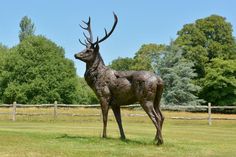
(0, 0), (236, 76)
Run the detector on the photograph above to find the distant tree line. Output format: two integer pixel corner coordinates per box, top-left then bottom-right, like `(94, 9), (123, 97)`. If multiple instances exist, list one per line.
(1, 15), (235, 106)
(109, 15), (236, 106)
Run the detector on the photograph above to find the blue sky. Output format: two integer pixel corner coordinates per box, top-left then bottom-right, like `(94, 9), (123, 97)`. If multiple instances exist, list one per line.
(0, 0), (235, 76)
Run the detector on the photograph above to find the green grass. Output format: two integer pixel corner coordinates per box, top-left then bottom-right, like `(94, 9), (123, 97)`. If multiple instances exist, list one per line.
(0, 109), (236, 157)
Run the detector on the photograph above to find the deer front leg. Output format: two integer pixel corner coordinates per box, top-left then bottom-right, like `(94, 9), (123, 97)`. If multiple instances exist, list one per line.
(100, 98), (109, 138)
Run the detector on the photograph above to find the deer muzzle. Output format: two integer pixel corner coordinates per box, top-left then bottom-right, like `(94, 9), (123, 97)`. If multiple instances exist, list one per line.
(74, 53), (81, 59)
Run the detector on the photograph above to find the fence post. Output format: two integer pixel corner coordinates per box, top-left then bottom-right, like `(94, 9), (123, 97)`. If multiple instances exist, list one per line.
(12, 102), (16, 122)
(54, 101), (57, 120)
(208, 102), (212, 125)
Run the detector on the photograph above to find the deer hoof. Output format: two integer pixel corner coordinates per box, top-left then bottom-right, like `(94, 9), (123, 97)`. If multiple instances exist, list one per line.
(156, 139), (164, 145)
(120, 136), (126, 140)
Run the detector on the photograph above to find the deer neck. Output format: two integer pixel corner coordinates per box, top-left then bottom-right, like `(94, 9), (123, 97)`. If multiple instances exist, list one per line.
(85, 52), (106, 81)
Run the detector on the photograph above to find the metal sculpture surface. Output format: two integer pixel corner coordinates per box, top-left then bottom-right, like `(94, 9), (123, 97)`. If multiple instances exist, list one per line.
(74, 13), (164, 145)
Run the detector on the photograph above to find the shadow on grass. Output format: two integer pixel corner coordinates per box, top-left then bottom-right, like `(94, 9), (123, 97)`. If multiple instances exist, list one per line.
(56, 134), (156, 146)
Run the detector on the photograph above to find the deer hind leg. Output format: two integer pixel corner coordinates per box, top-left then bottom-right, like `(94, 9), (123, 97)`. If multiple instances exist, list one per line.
(154, 98), (164, 131)
(111, 105), (126, 140)
(141, 101), (163, 145)
(155, 107), (164, 131)
(154, 108), (164, 144)
(154, 84), (164, 131)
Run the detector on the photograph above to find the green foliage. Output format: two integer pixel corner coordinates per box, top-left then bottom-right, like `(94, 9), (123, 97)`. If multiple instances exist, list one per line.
(1, 35), (78, 104)
(199, 59), (236, 106)
(76, 77), (98, 104)
(109, 44), (165, 72)
(174, 14), (236, 106)
(109, 57), (134, 71)
(0, 44), (8, 68)
(175, 15), (236, 78)
(0, 44), (8, 103)
(19, 16), (35, 42)
(153, 44), (203, 105)
(131, 44), (165, 71)
(0, 16), (98, 105)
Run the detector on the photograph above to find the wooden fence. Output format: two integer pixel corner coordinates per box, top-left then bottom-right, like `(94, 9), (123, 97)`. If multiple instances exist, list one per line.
(0, 101), (236, 125)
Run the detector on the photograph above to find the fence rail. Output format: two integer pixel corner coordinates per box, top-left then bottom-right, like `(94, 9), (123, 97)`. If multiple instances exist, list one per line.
(1, 102), (236, 125)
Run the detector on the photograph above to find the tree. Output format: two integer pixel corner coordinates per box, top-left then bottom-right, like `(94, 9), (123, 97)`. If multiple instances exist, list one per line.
(109, 44), (165, 72)
(0, 44), (8, 69)
(1, 35), (78, 104)
(153, 44), (203, 105)
(76, 77), (98, 104)
(19, 16), (35, 42)
(109, 57), (134, 71)
(175, 15), (236, 78)
(0, 43), (8, 65)
(0, 44), (8, 103)
(199, 59), (236, 106)
(131, 44), (165, 71)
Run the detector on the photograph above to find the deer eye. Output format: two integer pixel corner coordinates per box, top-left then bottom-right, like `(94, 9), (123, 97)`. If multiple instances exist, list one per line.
(87, 49), (93, 53)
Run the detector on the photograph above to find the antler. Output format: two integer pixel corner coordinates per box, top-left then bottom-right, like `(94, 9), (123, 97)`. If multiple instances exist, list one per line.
(93, 12), (118, 45)
(79, 12), (118, 46)
(79, 17), (93, 46)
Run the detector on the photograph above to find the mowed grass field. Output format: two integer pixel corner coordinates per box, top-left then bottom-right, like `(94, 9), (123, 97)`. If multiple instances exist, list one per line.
(0, 107), (236, 157)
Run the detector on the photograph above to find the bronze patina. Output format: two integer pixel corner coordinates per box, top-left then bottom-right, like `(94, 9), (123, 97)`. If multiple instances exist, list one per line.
(74, 13), (164, 145)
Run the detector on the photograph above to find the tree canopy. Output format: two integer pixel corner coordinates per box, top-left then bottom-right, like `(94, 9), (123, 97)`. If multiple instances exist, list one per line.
(76, 77), (98, 104)
(153, 44), (203, 105)
(19, 16), (35, 42)
(1, 35), (79, 104)
(174, 14), (236, 106)
(175, 15), (236, 78)
(131, 44), (165, 71)
(109, 44), (165, 72)
(199, 59), (236, 106)
(0, 16), (100, 105)
(0, 44), (8, 103)
(109, 57), (133, 71)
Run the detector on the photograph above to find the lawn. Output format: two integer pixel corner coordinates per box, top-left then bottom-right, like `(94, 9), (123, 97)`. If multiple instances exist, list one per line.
(0, 108), (236, 157)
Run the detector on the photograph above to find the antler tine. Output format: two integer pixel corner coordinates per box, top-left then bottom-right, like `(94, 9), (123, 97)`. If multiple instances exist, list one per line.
(80, 17), (90, 29)
(79, 24), (86, 30)
(79, 17), (93, 45)
(93, 12), (118, 45)
(82, 16), (91, 25)
(82, 20), (88, 25)
(84, 40), (89, 45)
(104, 28), (108, 36)
(86, 17), (93, 43)
(79, 39), (87, 47)
(83, 32), (91, 42)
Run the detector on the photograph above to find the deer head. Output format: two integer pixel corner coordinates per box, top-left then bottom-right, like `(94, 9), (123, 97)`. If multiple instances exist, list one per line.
(74, 13), (118, 63)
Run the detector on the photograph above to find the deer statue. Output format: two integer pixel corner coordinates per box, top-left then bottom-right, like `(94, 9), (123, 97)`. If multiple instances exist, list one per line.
(74, 13), (164, 145)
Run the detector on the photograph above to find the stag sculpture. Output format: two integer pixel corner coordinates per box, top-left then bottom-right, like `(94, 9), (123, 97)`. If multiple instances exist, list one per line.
(74, 13), (164, 145)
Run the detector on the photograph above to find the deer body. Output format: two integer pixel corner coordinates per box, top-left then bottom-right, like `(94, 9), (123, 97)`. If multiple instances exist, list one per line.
(75, 13), (164, 145)
(84, 53), (162, 106)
